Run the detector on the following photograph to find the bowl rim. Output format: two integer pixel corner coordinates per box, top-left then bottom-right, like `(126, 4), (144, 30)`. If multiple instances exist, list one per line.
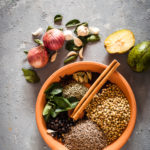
(36, 61), (137, 150)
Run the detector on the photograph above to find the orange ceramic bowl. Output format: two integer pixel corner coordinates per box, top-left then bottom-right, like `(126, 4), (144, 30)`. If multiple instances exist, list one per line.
(36, 61), (136, 150)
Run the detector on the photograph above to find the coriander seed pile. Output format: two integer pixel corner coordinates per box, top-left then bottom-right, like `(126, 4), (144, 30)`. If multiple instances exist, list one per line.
(86, 84), (130, 144)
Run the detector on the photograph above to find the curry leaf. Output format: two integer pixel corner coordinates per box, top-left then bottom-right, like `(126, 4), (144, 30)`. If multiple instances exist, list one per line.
(46, 26), (53, 32)
(45, 83), (62, 96)
(53, 97), (71, 108)
(34, 39), (43, 46)
(24, 50), (28, 54)
(50, 88), (63, 95)
(22, 68), (40, 83)
(87, 34), (100, 42)
(50, 108), (59, 118)
(78, 36), (88, 46)
(65, 40), (81, 51)
(66, 19), (80, 28)
(68, 97), (78, 103)
(70, 101), (79, 108)
(43, 104), (52, 116)
(54, 14), (63, 23)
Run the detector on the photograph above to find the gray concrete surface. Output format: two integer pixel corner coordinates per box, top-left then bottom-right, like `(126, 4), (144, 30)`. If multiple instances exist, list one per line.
(0, 0), (150, 150)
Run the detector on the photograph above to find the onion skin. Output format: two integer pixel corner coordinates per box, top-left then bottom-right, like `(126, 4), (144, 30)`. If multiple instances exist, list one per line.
(27, 46), (49, 68)
(43, 29), (65, 51)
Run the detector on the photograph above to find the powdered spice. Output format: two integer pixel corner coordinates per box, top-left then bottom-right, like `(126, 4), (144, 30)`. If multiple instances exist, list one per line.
(63, 120), (107, 150)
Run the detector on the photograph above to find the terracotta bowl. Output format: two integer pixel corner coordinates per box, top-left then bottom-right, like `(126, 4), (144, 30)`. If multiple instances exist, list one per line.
(36, 61), (136, 150)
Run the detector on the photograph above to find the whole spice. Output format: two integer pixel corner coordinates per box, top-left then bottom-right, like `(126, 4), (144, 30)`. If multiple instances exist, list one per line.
(72, 71), (92, 83)
(63, 120), (107, 150)
(46, 112), (77, 142)
(86, 84), (130, 144)
(27, 46), (49, 68)
(43, 29), (65, 51)
(32, 27), (43, 37)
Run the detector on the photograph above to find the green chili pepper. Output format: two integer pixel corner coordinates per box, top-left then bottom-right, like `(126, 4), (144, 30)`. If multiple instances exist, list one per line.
(64, 55), (78, 64)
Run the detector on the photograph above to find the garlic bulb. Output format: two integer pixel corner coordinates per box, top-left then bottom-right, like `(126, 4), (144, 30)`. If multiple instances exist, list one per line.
(63, 30), (73, 41)
(89, 27), (100, 34)
(77, 25), (89, 36)
(74, 37), (83, 47)
(32, 27), (43, 37)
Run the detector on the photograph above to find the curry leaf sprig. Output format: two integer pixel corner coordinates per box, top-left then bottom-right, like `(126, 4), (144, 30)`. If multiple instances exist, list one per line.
(43, 83), (79, 122)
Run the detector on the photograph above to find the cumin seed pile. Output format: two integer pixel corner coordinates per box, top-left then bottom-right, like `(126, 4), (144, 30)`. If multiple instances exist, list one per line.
(63, 120), (107, 150)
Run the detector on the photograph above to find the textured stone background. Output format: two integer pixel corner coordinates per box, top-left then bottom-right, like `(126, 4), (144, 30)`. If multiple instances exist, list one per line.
(0, 0), (150, 150)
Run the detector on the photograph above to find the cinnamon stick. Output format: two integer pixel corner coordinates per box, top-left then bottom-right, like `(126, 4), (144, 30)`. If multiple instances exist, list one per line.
(71, 60), (120, 120)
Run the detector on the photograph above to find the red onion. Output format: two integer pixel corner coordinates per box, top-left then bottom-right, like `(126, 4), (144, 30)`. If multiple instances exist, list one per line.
(43, 29), (65, 51)
(27, 46), (49, 68)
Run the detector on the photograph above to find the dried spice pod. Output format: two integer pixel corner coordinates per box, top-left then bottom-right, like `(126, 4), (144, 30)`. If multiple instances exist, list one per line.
(86, 71), (92, 80)
(73, 73), (79, 82)
(83, 74), (88, 83)
(78, 76), (84, 83)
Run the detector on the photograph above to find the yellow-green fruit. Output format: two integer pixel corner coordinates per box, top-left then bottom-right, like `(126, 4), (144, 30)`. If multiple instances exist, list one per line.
(104, 29), (135, 54)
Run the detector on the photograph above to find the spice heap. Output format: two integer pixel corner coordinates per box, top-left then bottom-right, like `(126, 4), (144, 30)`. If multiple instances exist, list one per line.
(63, 120), (107, 150)
(86, 84), (130, 144)
(63, 82), (88, 100)
(46, 112), (76, 142)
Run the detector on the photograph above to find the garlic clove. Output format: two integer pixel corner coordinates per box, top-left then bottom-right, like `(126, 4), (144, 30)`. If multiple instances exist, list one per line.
(32, 27), (43, 37)
(79, 47), (84, 59)
(63, 30), (73, 41)
(66, 51), (77, 58)
(74, 37), (83, 47)
(51, 52), (57, 62)
(77, 25), (89, 37)
(89, 27), (100, 34)
(47, 129), (56, 134)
